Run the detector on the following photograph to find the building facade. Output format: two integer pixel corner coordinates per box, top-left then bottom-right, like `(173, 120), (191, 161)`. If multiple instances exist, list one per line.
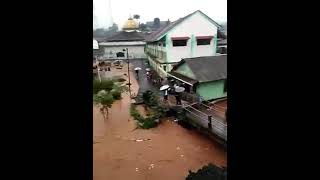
(98, 18), (147, 60)
(168, 55), (227, 101)
(217, 38), (227, 55)
(145, 10), (224, 78)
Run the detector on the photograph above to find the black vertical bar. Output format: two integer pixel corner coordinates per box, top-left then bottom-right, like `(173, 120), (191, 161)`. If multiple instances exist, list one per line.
(127, 48), (131, 98)
(208, 115), (212, 129)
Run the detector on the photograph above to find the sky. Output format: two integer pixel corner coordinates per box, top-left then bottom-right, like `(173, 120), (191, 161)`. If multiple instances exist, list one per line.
(93, 0), (227, 29)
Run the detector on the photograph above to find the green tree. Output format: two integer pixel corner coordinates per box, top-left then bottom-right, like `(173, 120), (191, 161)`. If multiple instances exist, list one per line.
(108, 23), (119, 32)
(93, 90), (114, 120)
(139, 23), (147, 31)
(133, 14), (140, 19)
(153, 18), (160, 28)
(93, 79), (114, 94)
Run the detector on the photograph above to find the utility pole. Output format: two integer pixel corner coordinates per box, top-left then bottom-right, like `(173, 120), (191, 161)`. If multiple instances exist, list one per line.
(124, 48), (131, 98)
(96, 56), (102, 82)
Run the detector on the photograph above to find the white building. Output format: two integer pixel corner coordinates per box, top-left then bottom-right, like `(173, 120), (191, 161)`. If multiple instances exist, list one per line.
(145, 10), (226, 78)
(99, 18), (147, 60)
(93, 39), (99, 50)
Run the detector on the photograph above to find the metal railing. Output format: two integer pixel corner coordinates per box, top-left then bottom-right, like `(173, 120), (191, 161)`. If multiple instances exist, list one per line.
(183, 104), (227, 141)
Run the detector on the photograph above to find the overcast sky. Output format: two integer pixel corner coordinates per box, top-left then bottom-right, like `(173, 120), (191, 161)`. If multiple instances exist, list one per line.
(93, 0), (227, 29)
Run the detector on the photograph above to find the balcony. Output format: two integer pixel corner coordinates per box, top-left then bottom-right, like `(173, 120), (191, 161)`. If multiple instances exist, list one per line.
(145, 51), (167, 63)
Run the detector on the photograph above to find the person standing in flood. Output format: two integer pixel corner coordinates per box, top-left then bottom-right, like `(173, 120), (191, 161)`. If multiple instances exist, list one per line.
(176, 93), (182, 105)
(164, 89), (168, 101)
(135, 69), (139, 80)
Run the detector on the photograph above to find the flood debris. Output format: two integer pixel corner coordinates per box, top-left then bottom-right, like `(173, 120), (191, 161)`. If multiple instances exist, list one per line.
(157, 159), (174, 163)
(148, 164), (155, 170)
(133, 138), (151, 142)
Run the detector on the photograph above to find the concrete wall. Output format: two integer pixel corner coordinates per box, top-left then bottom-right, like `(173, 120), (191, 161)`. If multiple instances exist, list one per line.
(196, 80), (227, 101)
(193, 38), (215, 57)
(145, 11), (219, 78)
(166, 11), (218, 62)
(174, 63), (196, 79)
(102, 45), (146, 59)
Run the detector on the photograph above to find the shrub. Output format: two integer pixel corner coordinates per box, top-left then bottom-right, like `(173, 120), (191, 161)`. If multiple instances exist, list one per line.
(100, 80), (114, 92)
(130, 91), (169, 129)
(130, 105), (144, 122)
(93, 91), (115, 120)
(113, 83), (129, 93)
(93, 79), (101, 94)
(154, 104), (167, 118)
(111, 90), (122, 100)
(93, 91), (114, 108)
(141, 117), (158, 129)
(130, 105), (159, 129)
(93, 79), (114, 94)
(142, 90), (153, 103)
(186, 163), (227, 180)
(117, 78), (126, 82)
(142, 90), (159, 107)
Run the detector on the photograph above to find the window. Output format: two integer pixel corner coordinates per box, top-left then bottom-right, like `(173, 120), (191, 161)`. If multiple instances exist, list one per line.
(217, 47), (227, 54)
(221, 47), (227, 54)
(116, 52), (124, 57)
(173, 40), (187, 46)
(197, 39), (211, 45)
(216, 47), (221, 53)
(224, 80), (227, 92)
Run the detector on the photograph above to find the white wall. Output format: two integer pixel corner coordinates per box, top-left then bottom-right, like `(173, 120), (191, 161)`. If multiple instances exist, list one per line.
(166, 11), (218, 62)
(168, 40), (192, 63)
(169, 12), (218, 37)
(194, 39), (215, 57)
(102, 45), (146, 59)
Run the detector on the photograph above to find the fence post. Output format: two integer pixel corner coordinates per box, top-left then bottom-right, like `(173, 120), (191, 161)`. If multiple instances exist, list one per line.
(208, 115), (212, 129)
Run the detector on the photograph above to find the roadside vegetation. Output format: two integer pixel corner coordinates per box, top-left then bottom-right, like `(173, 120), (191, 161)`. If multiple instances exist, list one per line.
(186, 163), (227, 180)
(130, 90), (168, 129)
(93, 78), (128, 120)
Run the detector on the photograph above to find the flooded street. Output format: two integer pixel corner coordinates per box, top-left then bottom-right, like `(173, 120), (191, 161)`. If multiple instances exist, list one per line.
(93, 64), (226, 180)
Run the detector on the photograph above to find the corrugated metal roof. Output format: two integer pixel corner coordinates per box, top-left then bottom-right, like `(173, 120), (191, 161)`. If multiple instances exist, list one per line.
(172, 55), (227, 82)
(168, 71), (198, 85)
(99, 41), (146, 46)
(105, 31), (146, 42)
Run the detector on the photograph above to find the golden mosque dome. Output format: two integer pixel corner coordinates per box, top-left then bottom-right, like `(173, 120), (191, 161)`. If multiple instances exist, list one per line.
(123, 17), (139, 30)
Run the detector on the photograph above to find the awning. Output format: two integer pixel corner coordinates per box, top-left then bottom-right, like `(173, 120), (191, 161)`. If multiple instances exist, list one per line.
(168, 72), (198, 86)
(171, 37), (190, 40)
(196, 36), (214, 39)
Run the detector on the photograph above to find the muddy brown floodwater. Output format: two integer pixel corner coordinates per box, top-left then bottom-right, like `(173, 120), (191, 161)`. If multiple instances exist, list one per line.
(93, 66), (227, 180)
